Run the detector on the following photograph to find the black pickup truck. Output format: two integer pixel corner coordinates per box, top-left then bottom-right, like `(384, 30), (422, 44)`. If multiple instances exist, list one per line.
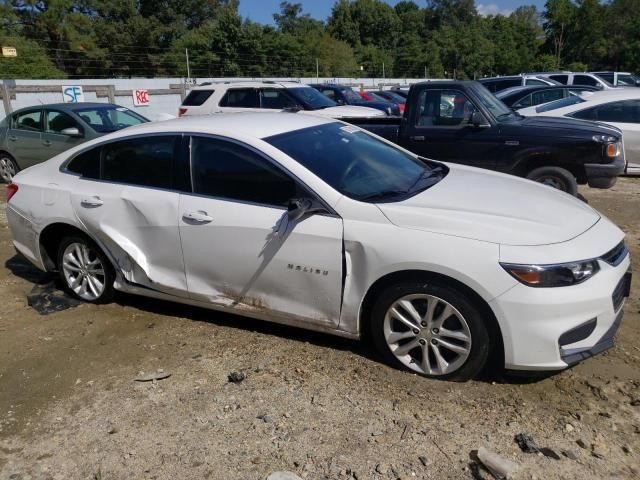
(346, 81), (626, 195)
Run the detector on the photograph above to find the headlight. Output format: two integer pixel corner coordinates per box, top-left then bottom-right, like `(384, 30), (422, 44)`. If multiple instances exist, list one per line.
(592, 135), (621, 158)
(500, 260), (600, 287)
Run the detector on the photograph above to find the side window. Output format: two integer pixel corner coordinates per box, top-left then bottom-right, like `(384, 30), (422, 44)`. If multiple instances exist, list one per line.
(598, 73), (614, 84)
(571, 106), (598, 121)
(549, 75), (568, 85)
(592, 101), (640, 123)
(513, 94), (532, 109)
(259, 89), (297, 109)
(415, 89), (477, 127)
(481, 81), (498, 93)
(67, 148), (100, 179)
(46, 111), (81, 134)
(182, 90), (214, 106)
(320, 89), (336, 100)
(525, 79), (547, 86)
(14, 110), (43, 132)
(531, 89), (564, 105)
(191, 136), (297, 207)
(101, 136), (178, 188)
(219, 89), (260, 108)
(497, 79), (521, 91)
(573, 75), (599, 87)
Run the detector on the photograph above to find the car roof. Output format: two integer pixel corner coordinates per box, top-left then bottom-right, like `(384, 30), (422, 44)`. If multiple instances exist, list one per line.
(497, 85), (597, 99)
(108, 112), (336, 140)
(191, 81), (304, 90)
(11, 102), (124, 114)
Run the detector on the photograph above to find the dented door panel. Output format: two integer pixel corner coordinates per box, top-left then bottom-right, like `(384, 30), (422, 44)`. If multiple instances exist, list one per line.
(179, 194), (343, 326)
(70, 179), (187, 295)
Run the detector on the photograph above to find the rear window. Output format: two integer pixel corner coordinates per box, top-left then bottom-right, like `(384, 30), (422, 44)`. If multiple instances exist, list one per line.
(182, 90), (214, 106)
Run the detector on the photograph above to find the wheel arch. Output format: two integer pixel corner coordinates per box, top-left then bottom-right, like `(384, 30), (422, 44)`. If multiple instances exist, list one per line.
(513, 150), (586, 183)
(38, 222), (108, 272)
(358, 269), (505, 369)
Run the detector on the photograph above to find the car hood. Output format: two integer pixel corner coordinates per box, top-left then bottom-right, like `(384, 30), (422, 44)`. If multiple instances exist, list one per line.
(303, 105), (385, 118)
(508, 115), (622, 137)
(377, 165), (600, 246)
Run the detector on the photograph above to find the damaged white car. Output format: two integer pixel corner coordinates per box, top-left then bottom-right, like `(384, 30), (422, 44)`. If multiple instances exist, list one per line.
(6, 113), (631, 380)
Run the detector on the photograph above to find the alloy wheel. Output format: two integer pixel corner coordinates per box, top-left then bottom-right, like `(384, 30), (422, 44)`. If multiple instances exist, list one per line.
(383, 294), (472, 376)
(61, 242), (107, 301)
(0, 156), (16, 183)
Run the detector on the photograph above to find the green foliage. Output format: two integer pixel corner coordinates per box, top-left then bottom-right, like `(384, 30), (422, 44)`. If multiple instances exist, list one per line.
(1, 0), (639, 80)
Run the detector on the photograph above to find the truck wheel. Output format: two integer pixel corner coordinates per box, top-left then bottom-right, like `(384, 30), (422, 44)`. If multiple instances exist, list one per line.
(526, 166), (578, 196)
(369, 281), (490, 381)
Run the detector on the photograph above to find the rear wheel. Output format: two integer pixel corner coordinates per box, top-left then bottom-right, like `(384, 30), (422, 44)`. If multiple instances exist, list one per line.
(369, 281), (491, 381)
(526, 166), (578, 196)
(0, 154), (18, 183)
(57, 235), (114, 303)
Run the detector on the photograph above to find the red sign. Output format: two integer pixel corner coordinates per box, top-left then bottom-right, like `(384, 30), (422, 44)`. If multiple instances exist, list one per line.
(133, 89), (149, 106)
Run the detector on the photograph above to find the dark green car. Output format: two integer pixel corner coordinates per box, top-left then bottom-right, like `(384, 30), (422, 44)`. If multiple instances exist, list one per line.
(0, 102), (149, 182)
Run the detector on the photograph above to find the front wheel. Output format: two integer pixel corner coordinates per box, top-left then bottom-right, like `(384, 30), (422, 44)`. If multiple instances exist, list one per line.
(369, 281), (490, 381)
(57, 235), (115, 303)
(526, 166), (578, 196)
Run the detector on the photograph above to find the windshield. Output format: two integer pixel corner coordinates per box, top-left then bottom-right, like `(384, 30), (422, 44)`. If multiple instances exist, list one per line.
(288, 87), (336, 110)
(472, 84), (514, 120)
(265, 123), (446, 202)
(74, 106), (148, 132)
(535, 96), (585, 113)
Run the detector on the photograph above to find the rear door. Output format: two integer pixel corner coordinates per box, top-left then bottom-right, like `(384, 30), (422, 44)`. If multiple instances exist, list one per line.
(218, 88), (261, 113)
(7, 108), (48, 169)
(178, 135), (344, 326)
(402, 87), (499, 169)
(67, 134), (188, 296)
(42, 109), (86, 159)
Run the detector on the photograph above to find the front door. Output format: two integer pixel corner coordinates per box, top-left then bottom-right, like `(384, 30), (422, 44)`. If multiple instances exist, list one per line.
(403, 88), (499, 169)
(67, 134), (188, 295)
(179, 135), (344, 327)
(7, 108), (49, 169)
(42, 109), (86, 158)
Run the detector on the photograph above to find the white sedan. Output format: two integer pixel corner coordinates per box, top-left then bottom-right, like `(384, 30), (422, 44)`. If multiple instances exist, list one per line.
(5, 113), (631, 380)
(518, 89), (640, 174)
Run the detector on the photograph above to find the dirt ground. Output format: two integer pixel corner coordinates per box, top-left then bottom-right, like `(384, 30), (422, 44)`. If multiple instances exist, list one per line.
(0, 179), (639, 480)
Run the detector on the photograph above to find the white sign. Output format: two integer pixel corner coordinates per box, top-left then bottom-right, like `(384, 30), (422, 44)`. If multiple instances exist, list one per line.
(133, 89), (150, 106)
(2, 47), (17, 57)
(62, 85), (84, 103)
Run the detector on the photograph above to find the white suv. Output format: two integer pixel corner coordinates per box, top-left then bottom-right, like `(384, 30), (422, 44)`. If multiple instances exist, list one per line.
(179, 81), (384, 119)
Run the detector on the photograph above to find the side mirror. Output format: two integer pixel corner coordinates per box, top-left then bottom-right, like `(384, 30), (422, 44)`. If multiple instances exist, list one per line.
(470, 111), (490, 128)
(60, 127), (82, 137)
(287, 198), (326, 223)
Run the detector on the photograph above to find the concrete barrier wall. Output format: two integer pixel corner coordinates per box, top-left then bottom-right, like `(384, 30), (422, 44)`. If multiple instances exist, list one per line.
(0, 77), (434, 120)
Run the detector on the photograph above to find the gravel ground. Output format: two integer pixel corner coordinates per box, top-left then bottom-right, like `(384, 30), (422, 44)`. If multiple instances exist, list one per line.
(0, 180), (639, 480)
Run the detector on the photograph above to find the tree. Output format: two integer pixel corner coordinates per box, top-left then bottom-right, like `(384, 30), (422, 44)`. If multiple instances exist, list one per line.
(273, 2), (323, 36)
(543, 0), (577, 69)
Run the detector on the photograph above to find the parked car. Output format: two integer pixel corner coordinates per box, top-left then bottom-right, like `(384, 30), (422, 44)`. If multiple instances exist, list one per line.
(6, 113), (631, 380)
(179, 81), (383, 119)
(343, 81), (626, 195)
(591, 71), (640, 87)
(533, 72), (615, 90)
(478, 74), (560, 93)
(368, 90), (407, 112)
(0, 103), (149, 183)
(496, 85), (599, 109)
(518, 89), (640, 173)
(309, 84), (401, 116)
(358, 90), (405, 113)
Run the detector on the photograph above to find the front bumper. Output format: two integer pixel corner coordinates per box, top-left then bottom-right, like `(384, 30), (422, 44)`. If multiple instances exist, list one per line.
(585, 154), (625, 188)
(490, 252), (631, 371)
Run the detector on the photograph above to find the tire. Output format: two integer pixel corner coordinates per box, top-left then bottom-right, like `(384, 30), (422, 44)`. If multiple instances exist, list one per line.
(0, 153), (19, 183)
(56, 235), (115, 304)
(369, 281), (491, 382)
(526, 166), (578, 196)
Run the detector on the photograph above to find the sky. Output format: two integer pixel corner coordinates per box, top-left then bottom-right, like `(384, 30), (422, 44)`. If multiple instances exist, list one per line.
(237, 0), (547, 25)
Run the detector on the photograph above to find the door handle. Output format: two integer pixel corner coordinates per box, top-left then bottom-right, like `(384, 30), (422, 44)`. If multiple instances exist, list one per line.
(42, 140), (52, 146)
(8, 135), (17, 141)
(183, 210), (213, 224)
(80, 196), (104, 208)
(410, 135), (425, 141)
